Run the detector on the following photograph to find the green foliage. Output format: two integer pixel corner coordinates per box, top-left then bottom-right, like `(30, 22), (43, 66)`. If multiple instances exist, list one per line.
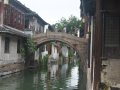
(25, 38), (37, 53)
(20, 48), (26, 58)
(68, 50), (74, 58)
(20, 38), (36, 58)
(53, 17), (67, 32)
(53, 15), (84, 34)
(39, 55), (49, 62)
(39, 55), (49, 67)
(43, 55), (49, 61)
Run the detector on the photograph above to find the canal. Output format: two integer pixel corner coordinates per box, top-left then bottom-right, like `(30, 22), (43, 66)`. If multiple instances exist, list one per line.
(0, 58), (86, 90)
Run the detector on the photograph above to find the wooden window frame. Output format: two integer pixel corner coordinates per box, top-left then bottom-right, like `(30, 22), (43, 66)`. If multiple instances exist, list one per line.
(17, 39), (21, 53)
(4, 37), (10, 53)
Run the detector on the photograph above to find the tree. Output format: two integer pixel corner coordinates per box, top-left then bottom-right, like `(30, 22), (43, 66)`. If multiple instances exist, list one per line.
(53, 15), (84, 36)
(53, 17), (68, 32)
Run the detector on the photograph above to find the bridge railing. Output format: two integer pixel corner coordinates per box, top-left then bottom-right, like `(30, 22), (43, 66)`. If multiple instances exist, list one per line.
(33, 32), (88, 43)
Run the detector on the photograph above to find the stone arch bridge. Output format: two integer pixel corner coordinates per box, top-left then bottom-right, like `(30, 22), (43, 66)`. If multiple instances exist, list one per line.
(33, 32), (88, 71)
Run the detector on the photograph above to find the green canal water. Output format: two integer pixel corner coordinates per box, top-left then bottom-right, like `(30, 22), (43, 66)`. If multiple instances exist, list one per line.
(0, 59), (86, 90)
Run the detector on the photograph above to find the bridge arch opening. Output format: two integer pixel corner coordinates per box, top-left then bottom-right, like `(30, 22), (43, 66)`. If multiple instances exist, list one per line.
(35, 39), (87, 69)
(36, 39), (80, 58)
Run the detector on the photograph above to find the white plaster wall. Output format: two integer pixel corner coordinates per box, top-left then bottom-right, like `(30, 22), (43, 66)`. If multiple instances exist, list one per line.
(4, 0), (9, 4)
(24, 30), (33, 36)
(29, 17), (44, 34)
(35, 49), (39, 60)
(33, 18), (40, 32)
(49, 64), (58, 78)
(41, 45), (48, 59)
(51, 44), (59, 60)
(0, 35), (22, 65)
(102, 59), (120, 88)
(61, 46), (68, 58)
(61, 64), (68, 76)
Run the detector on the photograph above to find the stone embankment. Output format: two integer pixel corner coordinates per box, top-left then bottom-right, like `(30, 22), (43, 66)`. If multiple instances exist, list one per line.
(0, 62), (24, 76)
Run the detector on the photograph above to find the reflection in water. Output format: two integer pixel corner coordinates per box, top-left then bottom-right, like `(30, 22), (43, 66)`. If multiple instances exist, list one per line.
(0, 58), (86, 90)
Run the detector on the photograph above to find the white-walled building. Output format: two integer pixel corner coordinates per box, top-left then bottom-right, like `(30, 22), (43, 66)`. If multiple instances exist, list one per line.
(0, 0), (47, 75)
(0, 26), (27, 65)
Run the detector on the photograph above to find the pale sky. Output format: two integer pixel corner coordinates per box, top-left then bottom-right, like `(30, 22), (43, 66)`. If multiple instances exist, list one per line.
(19, 0), (80, 24)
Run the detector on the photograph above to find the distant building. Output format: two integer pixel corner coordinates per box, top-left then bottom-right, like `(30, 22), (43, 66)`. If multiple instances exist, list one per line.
(24, 13), (47, 35)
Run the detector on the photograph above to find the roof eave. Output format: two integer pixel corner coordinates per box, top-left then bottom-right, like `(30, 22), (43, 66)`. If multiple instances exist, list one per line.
(0, 25), (28, 37)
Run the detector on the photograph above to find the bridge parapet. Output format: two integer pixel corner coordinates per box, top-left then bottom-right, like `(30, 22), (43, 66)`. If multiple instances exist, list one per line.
(33, 32), (87, 44)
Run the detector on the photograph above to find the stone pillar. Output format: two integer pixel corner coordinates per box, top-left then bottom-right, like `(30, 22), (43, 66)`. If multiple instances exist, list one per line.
(0, 35), (2, 65)
(0, 1), (4, 25)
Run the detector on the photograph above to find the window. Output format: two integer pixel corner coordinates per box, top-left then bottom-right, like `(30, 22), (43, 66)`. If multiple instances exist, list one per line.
(41, 26), (43, 32)
(17, 39), (21, 53)
(104, 14), (120, 47)
(18, 14), (21, 24)
(4, 37), (10, 53)
(104, 14), (120, 58)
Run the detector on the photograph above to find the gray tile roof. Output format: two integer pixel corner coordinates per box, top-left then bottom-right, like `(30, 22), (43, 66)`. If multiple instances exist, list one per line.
(0, 25), (28, 37)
